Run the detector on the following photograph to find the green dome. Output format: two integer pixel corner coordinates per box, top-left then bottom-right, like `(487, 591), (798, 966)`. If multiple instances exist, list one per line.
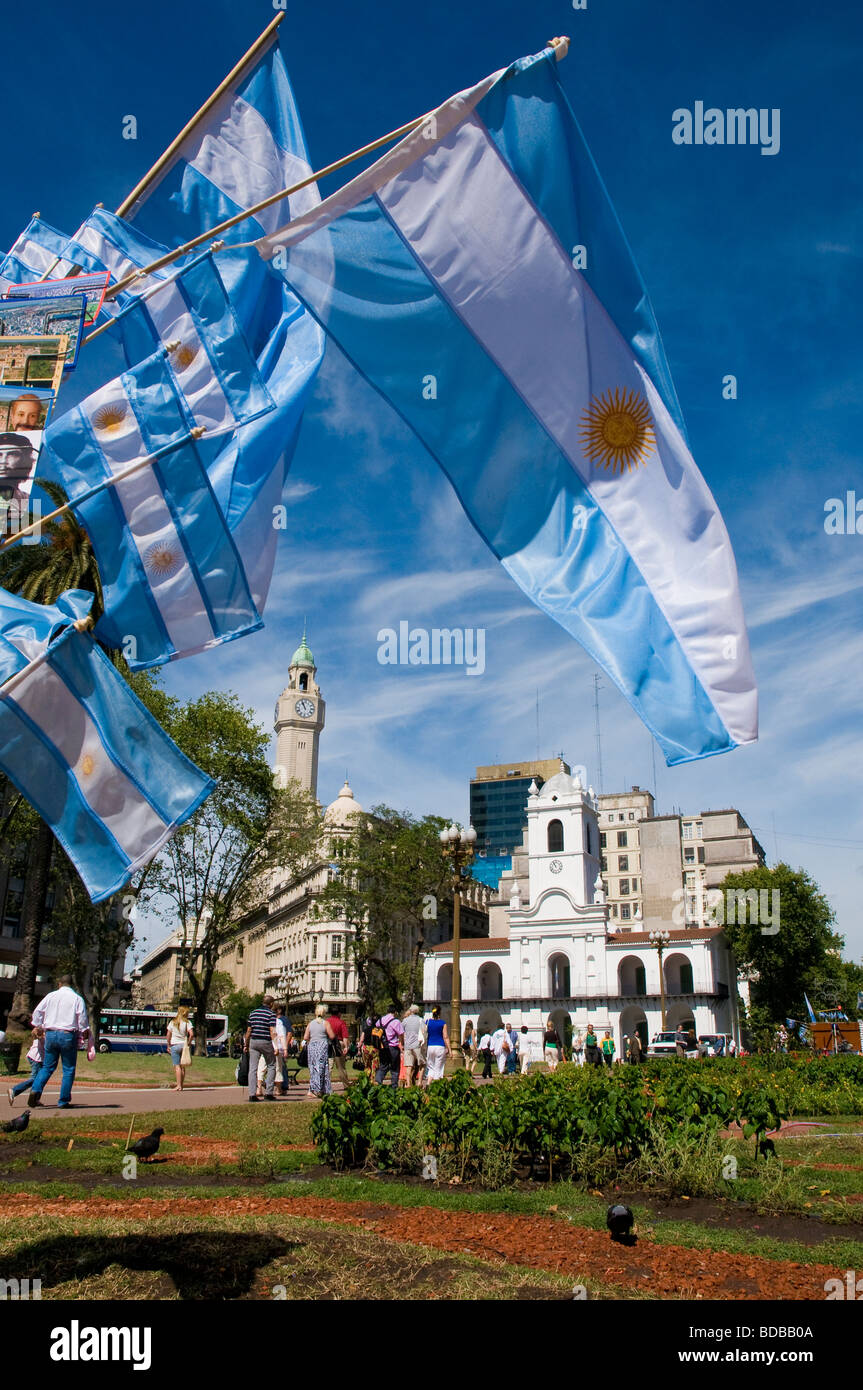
(290, 629), (314, 667)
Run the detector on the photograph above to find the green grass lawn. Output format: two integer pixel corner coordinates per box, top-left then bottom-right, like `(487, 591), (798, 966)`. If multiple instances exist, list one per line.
(3, 1051), (313, 1087)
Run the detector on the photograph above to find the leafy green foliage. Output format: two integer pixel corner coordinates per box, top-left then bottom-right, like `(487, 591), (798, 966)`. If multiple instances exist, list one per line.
(314, 805), (455, 1013)
(308, 1056), (863, 1186)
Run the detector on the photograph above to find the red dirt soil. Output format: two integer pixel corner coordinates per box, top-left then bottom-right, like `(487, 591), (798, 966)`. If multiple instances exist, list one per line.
(0, 1193), (844, 1300)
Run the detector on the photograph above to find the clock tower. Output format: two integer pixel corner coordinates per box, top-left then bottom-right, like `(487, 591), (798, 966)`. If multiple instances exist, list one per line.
(274, 629), (326, 795)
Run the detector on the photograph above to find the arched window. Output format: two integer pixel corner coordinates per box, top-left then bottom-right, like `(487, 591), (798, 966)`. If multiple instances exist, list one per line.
(680, 961), (693, 993)
(635, 964), (646, 995)
(478, 962), (503, 1000)
(549, 953), (571, 998)
(299, 672), (309, 691)
(547, 819), (564, 853)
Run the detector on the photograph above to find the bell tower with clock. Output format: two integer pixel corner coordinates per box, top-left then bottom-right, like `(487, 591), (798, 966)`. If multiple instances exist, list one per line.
(274, 629), (326, 795)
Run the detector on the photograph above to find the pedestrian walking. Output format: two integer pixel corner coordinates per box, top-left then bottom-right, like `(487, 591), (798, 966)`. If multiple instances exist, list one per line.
(675, 1023), (687, 1058)
(601, 1030), (616, 1068)
(584, 1024), (601, 1067)
(375, 1006), (404, 1090)
(166, 1006), (194, 1092)
(543, 1018), (562, 1072)
(629, 1030), (643, 1064)
(26, 975), (91, 1110)
(8, 1028), (44, 1105)
(402, 1004), (426, 1087)
(303, 1004), (337, 1100)
(462, 1019), (478, 1074)
(505, 1021), (519, 1074)
(424, 1005), (450, 1082)
(572, 1031), (584, 1066)
(490, 1021), (511, 1074)
(479, 1028), (493, 1079)
(273, 1005), (292, 1095)
(360, 1016), (377, 1080)
(244, 996), (279, 1102)
(328, 1005), (349, 1089)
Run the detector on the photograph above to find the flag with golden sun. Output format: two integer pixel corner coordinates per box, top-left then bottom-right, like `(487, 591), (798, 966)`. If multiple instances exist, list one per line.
(42, 345), (262, 670)
(257, 42), (757, 764)
(0, 587), (212, 901)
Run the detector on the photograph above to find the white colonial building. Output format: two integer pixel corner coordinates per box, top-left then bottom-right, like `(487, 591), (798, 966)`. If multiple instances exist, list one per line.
(424, 770), (741, 1055)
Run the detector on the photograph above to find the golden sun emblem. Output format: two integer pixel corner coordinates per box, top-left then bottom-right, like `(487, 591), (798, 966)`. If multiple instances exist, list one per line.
(171, 342), (198, 371)
(580, 387), (655, 474)
(92, 402), (127, 434)
(79, 754), (95, 777)
(144, 539), (184, 580)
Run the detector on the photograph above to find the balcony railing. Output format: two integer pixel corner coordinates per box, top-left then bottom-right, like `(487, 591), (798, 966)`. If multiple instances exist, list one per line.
(432, 981), (729, 1006)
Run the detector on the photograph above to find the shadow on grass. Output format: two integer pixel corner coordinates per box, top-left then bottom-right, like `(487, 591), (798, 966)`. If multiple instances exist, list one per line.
(5, 1232), (294, 1299)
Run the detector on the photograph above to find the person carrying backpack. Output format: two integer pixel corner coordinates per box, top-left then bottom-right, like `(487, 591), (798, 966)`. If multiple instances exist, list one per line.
(374, 1006), (404, 1090)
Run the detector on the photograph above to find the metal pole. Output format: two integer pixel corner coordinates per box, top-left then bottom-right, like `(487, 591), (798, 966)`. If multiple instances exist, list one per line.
(450, 870), (463, 1066)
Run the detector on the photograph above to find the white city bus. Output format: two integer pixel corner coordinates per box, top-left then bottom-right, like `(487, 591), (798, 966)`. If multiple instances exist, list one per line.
(97, 1008), (229, 1055)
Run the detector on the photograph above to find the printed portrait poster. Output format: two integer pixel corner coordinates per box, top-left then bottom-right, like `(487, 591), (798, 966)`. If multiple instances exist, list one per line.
(0, 385), (54, 507)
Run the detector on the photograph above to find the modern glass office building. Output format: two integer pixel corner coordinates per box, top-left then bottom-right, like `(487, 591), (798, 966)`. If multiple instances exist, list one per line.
(469, 758), (571, 881)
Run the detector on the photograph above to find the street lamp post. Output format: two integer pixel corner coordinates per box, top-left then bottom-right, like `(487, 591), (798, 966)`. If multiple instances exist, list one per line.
(439, 822), (477, 1067)
(649, 929), (671, 1031)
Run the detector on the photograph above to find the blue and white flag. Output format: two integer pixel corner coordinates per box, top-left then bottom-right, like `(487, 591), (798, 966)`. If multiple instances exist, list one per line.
(0, 215), (106, 289)
(256, 46), (758, 766)
(0, 588), (213, 902)
(108, 32), (327, 613)
(42, 349), (262, 669)
(803, 993), (817, 1024)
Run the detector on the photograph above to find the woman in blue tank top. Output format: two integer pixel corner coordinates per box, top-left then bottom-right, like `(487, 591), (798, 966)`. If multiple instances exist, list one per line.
(424, 1006), (450, 1082)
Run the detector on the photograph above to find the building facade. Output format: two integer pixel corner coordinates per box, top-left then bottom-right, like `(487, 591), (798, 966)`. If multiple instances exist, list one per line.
(425, 770), (740, 1056)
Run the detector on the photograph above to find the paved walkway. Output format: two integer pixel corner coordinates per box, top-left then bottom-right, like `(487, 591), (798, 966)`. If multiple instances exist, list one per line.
(5, 1083), (320, 1120)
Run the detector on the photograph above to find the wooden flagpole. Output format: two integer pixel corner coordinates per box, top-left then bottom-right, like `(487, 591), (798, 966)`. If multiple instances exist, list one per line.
(116, 14), (285, 218)
(0, 428), (206, 551)
(89, 35), (571, 322)
(0, 616), (93, 702)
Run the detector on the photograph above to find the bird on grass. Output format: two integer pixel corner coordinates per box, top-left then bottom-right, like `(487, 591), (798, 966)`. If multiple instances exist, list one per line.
(606, 1203), (636, 1244)
(128, 1127), (164, 1162)
(2, 1111), (29, 1134)
(758, 1137), (777, 1160)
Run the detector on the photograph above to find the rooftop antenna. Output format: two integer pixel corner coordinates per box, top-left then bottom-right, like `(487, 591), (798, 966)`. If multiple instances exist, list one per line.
(593, 673), (604, 794)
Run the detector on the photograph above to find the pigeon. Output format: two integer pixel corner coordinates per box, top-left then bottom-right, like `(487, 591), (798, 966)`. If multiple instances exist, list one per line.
(758, 1137), (776, 1160)
(2, 1110), (29, 1134)
(606, 1202), (636, 1243)
(129, 1127), (164, 1162)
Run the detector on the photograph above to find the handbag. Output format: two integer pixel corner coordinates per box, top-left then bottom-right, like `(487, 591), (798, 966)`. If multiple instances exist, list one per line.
(297, 1043), (309, 1069)
(236, 1052), (250, 1086)
(180, 1041), (192, 1066)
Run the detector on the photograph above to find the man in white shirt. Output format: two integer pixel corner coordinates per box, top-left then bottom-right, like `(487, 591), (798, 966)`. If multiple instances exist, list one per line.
(479, 1030), (493, 1079)
(490, 1024), (511, 1075)
(27, 975), (90, 1109)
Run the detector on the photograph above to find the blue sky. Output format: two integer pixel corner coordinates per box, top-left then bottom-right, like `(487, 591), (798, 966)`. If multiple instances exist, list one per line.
(4, 1), (862, 960)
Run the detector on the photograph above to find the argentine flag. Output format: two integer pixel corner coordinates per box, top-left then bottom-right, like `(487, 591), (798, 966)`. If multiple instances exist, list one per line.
(96, 33), (327, 614)
(0, 215), (108, 290)
(0, 588), (213, 902)
(42, 348), (262, 669)
(256, 46), (758, 765)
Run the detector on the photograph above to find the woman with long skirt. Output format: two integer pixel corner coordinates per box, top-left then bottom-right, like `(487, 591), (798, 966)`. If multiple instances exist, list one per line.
(303, 1004), (336, 1100)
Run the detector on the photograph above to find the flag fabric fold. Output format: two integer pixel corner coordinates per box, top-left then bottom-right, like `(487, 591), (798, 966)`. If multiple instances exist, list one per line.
(113, 35), (327, 614)
(41, 349), (262, 669)
(255, 45), (758, 766)
(0, 587), (213, 902)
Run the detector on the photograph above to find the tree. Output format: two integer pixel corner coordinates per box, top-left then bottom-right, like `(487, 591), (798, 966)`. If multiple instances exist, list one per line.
(314, 806), (453, 1016)
(207, 971), (237, 1012)
(137, 692), (321, 1054)
(0, 480), (107, 1033)
(43, 851), (135, 1035)
(224, 988), (264, 1039)
(720, 863), (842, 1043)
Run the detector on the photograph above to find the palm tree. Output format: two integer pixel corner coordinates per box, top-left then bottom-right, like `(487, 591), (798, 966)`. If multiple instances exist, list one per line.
(0, 479), (106, 1032)
(0, 479), (104, 617)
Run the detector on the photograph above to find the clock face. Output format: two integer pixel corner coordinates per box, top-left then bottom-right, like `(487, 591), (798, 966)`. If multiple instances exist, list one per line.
(295, 698), (315, 719)
(549, 859), (563, 875)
